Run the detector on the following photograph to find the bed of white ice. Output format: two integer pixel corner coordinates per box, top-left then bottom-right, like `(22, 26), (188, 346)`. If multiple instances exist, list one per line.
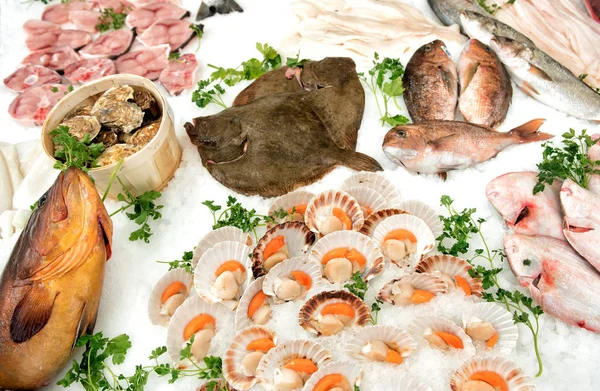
(1, 0), (600, 390)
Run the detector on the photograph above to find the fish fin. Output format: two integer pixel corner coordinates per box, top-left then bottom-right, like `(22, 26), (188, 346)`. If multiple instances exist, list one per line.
(528, 65), (553, 81)
(71, 303), (88, 353)
(339, 151), (383, 172)
(460, 62), (479, 93)
(437, 172), (448, 181)
(197, 0), (243, 20)
(427, 134), (459, 149)
(10, 284), (56, 343)
(440, 65), (458, 96)
(510, 119), (553, 142)
(521, 81), (540, 97)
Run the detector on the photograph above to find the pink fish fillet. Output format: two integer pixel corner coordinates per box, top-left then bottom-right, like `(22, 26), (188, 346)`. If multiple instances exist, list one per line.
(125, 3), (189, 32)
(95, 0), (136, 12)
(560, 179), (600, 272)
(137, 19), (201, 52)
(130, 0), (180, 7)
(115, 45), (169, 80)
(80, 30), (135, 59)
(64, 58), (116, 84)
(42, 1), (95, 25)
(23, 20), (60, 34)
(22, 46), (83, 72)
(3, 65), (62, 93)
(486, 171), (564, 240)
(159, 54), (198, 96)
(69, 10), (102, 33)
(8, 84), (69, 126)
(504, 234), (600, 332)
(26, 29), (92, 51)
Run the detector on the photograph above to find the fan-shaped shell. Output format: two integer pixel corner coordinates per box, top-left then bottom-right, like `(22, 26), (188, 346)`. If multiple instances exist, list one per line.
(379, 375), (433, 391)
(415, 255), (483, 297)
(308, 230), (384, 284)
(301, 361), (363, 391)
(224, 326), (277, 390)
(408, 316), (475, 356)
(194, 241), (253, 310)
(268, 190), (315, 227)
(235, 277), (271, 331)
(341, 172), (401, 207)
(450, 357), (535, 391)
(345, 325), (417, 363)
(377, 273), (448, 305)
(148, 269), (195, 326)
(298, 290), (371, 336)
(397, 200), (443, 239)
(305, 190), (364, 236)
(358, 208), (408, 237)
(372, 214), (435, 269)
(193, 227), (253, 267)
(462, 303), (519, 354)
(345, 186), (387, 217)
(262, 256), (322, 302)
(255, 340), (332, 390)
(252, 222), (317, 278)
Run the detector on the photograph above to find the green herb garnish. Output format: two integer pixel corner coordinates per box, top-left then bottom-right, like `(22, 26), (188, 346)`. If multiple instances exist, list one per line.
(50, 125), (104, 172)
(286, 52), (309, 68)
(344, 271), (381, 325)
(96, 7), (129, 33)
(30, 200), (38, 211)
(477, 0), (515, 15)
(189, 24), (204, 52)
(157, 250), (194, 273)
(168, 52), (181, 61)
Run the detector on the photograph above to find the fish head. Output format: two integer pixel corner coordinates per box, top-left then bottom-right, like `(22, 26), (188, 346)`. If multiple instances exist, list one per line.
(486, 172), (536, 227)
(300, 57), (357, 89)
(382, 126), (425, 165)
(503, 234), (545, 290)
(185, 113), (248, 165)
(459, 10), (495, 46)
(489, 36), (534, 69)
(461, 39), (494, 63)
(560, 179), (598, 233)
(412, 40), (452, 65)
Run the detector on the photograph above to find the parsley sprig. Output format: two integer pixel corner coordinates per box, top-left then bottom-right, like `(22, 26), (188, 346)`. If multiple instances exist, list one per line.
(437, 196), (544, 377)
(344, 272), (382, 325)
(157, 250), (194, 273)
(358, 53), (408, 127)
(96, 7), (129, 33)
(51, 125), (104, 172)
(476, 0), (515, 15)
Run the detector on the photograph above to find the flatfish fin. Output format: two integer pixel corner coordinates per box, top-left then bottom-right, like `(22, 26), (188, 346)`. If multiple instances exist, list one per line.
(337, 150), (383, 172)
(10, 284), (57, 343)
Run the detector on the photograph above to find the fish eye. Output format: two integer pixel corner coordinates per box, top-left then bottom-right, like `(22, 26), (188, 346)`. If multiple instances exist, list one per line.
(485, 46), (491, 52)
(425, 45), (432, 51)
(37, 193), (48, 208)
(396, 130), (407, 138)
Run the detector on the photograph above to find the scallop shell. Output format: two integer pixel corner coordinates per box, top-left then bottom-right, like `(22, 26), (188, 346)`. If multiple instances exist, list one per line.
(377, 273), (448, 305)
(268, 190), (315, 227)
(148, 269), (194, 326)
(194, 241), (253, 310)
(96, 144), (141, 167)
(408, 316), (475, 356)
(397, 200), (443, 239)
(345, 325), (417, 362)
(255, 340), (332, 390)
(308, 230), (384, 284)
(305, 190), (364, 236)
(301, 361), (363, 391)
(372, 214), (435, 269)
(298, 290), (371, 335)
(415, 255), (483, 297)
(235, 277), (270, 331)
(358, 208), (409, 237)
(252, 222), (316, 278)
(462, 303), (519, 354)
(262, 256), (322, 302)
(96, 101), (144, 133)
(60, 115), (101, 141)
(166, 296), (229, 365)
(192, 227), (253, 268)
(379, 375), (433, 391)
(224, 326), (277, 390)
(450, 357), (535, 391)
(345, 186), (387, 217)
(341, 172), (401, 207)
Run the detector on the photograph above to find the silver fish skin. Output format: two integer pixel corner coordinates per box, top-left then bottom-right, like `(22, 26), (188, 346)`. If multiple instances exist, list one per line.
(504, 234), (600, 332)
(486, 172), (563, 240)
(560, 179), (600, 272)
(490, 36), (600, 121)
(459, 10), (535, 47)
(427, 0), (484, 27)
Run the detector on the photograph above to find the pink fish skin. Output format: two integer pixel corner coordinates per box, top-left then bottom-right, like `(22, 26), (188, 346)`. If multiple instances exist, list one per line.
(560, 179), (600, 272)
(504, 234), (600, 332)
(486, 171), (564, 239)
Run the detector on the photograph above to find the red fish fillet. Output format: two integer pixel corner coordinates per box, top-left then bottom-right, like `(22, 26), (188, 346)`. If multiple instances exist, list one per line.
(3, 65), (62, 93)
(22, 46), (82, 72)
(125, 3), (189, 32)
(159, 53), (198, 96)
(64, 58), (116, 84)
(42, 1), (94, 25)
(137, 19), (201, 52)
(115, 45), (169, 80)
(8, 84), (69, 126)
(80, 30), (135, 59)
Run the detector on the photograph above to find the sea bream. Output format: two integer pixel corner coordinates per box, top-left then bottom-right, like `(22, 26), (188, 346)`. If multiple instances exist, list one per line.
(504, 234), (600, 332)
(560, 179), (600, 272)
(486, 172), (563, 240)
(0, 168), (112, 389)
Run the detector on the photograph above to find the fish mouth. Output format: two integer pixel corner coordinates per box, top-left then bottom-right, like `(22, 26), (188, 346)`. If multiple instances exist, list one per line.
(382, 146), (418, 161)
(512, 205), (530, 226)
(207, 138), (248, 165)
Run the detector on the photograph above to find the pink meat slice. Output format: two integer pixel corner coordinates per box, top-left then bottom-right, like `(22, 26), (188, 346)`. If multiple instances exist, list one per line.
(64, 58), (116, 84)
(26, 29), (92, 51)
(125, 3), (189, 32)
(131, 0), (180, 7)
(96, 0), (136, 12)
(8, 84), (69, 126)
(115, 45), (169, 80)
(23, 20), (60, 35)
(3, 65), (62, 93)
(69, 10), (102, 33)
(42, 1), (95, 25)
(22, 46), (83, 72)
(80, 30), (134, 59)
(137, 18), (199, 52)
(159, 54), (198, 96)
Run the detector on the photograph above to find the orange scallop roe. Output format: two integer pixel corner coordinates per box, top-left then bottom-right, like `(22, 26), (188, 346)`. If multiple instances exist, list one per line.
(332, 207), (352, 230)
(160, 281), (187, 303)
(215, 260), (246, 277)
(411, 289), (435, 304)
(321, 248), (366, 267)
(291, 271), (312, 290)
(470, 371), (508, 391)
(486, 332), (499, 348)
(283, 358), (318, 374)
(263, 235), (286, 260)
(183, 314), (216, 340)
(454, 275), (472, 295)
(288, 204), (307, 215)
(247, 291), (268, 318)
(384, 229), (417, 243)
(362, 205), (373, 216)
(435, 331), (464, 349)
(313, 374), (344, 391)
(321, 302), (355, 318)
(246, 338), (275, 353)
(386, 349), (403, 364)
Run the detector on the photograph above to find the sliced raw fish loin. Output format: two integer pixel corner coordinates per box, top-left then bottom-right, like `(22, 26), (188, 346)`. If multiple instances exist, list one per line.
(42, 1), (95, 24)
(159, 54), (198, 96)
(126, 2), (190, 32)
(8, 84), (68, 126)
(26, 28), (92, 51)
(96, 0), (136, 12)
(64, 58), (116, 84)
(132, 0), (181, 6)
(22, 46), (83, 72)
(137, 19), (202, 52)
(69, 10), (102, 33)
(23, 19), (60, 35)
(3, 65), (62, 93)
(80, 30), (135, 59)
(115, 45), (170, 80)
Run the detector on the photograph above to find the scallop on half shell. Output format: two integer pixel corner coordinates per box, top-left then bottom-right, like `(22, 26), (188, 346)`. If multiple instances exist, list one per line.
(235, 277), (272, 331)
(415, 255), (483, 297)
(298, 290), (370, 336)
(408, 316), (475, 356)
(450, 357), (535, 391)
(305, 190), (364, 236)
(148, 268), (194, 326)
(345, 186), (387, 218)
(358, 208), (408, 237)
(397, 199), (444, 239)
(377, 273), (448, 306)
(262, 256), (322, 303)
(462, 303), (519, 354)
(192, 226), (253, 268)
(341, 172), (401, 207)
(301, 361), (363, 391)
(344, 325), (417, 365)
(268, 190), (315, 228)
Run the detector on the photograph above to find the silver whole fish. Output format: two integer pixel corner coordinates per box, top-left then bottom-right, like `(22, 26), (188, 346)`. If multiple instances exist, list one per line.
(486, 171), (563, 240)
(459, 10), (535, 47)
(428, 0), (485, 27)
(504, 234), (600, 332)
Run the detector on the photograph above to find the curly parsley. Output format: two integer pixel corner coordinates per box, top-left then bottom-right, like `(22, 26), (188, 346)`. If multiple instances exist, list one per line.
(96, 7), (129, 33)
(344, 272), (382, 324)
(50, 125), (104, 172)
(157, 250), (194, 273)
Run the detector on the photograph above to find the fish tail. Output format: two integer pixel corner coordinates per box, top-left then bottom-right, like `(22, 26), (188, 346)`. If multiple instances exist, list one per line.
(340, 151), (383, 172)
(509, 119), (552, 143)
(197, 0), (243, 20)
